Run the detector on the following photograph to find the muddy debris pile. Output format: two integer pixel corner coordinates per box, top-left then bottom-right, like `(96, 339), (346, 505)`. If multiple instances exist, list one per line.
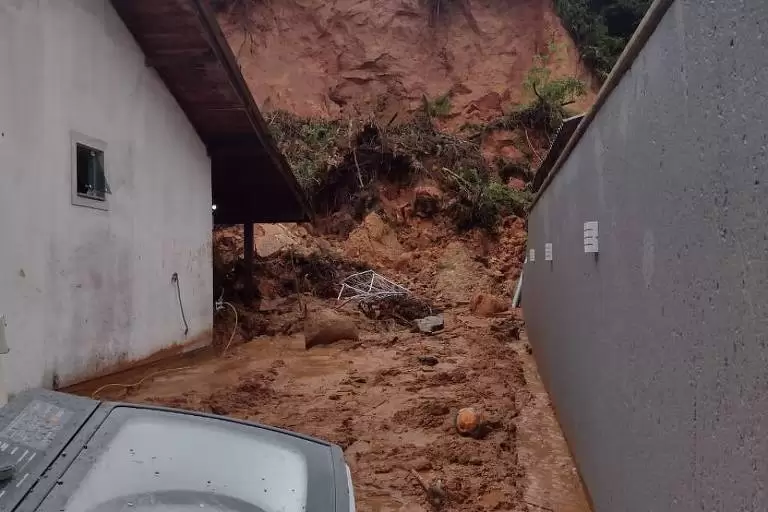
(95, 122), (551, 510)
(265, 110), (534, 234)
(82, 203), (580, 511)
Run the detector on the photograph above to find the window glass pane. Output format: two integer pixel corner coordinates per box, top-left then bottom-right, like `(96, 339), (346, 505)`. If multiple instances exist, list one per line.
(94, 150), (109, 195)
(76, 145), (91, 196)
(75, 143), (108, 201)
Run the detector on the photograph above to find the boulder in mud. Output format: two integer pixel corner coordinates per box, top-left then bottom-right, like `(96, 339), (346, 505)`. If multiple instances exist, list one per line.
(344, 212), (404, 263)
(469, 292), (509, 317)
(254, 223), (300, 257)
(304, 308), (359, 349)
(417, 355), (439, 366)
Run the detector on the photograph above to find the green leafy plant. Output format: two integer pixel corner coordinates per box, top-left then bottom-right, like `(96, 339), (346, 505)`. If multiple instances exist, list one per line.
(441, 167), (531, 230)
(422, 93), (453, 119)
(513, 49), (586, 136)
(265, 111), (344, 192)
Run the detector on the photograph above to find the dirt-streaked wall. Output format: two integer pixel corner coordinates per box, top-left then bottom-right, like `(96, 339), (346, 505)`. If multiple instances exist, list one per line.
(525, 2), (768, 510)
(0, 0), (213, 392)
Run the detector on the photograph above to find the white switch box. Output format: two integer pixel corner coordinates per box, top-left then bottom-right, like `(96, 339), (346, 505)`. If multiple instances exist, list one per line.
(545, 243), (553, 261)
(584, 221), (599, 253)
(529, 248), (536, 262)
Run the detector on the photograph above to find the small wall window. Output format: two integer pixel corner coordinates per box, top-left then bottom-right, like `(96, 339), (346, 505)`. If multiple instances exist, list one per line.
(71, 132), (110, 210)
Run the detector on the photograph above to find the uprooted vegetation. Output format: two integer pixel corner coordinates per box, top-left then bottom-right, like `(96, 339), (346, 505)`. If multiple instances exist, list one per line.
(517, 50), (586, 134)
(264, 111), (345, 193)
(261, 43), (588, 232)
(266, 109), (532, 231)
(214, 230), (369, 305)
(465, 46), (587, 140)
(442, 168), (530, 230)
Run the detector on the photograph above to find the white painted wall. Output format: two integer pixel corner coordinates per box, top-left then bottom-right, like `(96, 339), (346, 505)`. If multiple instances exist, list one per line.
(0, 0), (213, 393)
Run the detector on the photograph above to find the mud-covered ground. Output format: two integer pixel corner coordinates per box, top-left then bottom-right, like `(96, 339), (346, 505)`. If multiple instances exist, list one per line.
(69, 201), (590, 512)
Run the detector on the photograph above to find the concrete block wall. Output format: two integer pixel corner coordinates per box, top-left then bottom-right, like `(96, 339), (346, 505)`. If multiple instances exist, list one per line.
(525, 2), (768, 510)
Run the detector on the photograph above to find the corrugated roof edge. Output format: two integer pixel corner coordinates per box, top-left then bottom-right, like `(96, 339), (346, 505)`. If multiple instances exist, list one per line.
(190, 0), (314, 222)
(529, 0), (676, 210)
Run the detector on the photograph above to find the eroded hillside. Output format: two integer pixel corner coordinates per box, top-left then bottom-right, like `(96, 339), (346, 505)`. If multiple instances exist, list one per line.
(217, 0), (595, 126)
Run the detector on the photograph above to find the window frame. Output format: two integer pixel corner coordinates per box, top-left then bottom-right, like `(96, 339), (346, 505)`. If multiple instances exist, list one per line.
(71, 131), (110, 211)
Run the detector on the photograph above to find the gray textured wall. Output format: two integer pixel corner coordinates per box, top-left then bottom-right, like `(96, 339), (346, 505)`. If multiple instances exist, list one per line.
(524, 2), (768, 510)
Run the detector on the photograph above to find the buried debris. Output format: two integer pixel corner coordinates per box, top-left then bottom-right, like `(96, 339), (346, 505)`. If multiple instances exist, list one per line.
(410, 469), (447, 509)
(417, 355), (440, 366)
(490, 317), (522, 341)
(360, 295), (436, 326)
(337, 270), (410, 304)
(415, 314), (445, 334)
(412, 186), (443, 218)
(338, 270), (440, 327)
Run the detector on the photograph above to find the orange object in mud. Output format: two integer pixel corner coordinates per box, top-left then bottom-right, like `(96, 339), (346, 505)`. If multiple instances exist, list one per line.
(455, 407), (483, 437)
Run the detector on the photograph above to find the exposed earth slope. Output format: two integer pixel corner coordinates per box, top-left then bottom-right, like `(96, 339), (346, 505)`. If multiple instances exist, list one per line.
(221, 0), (595, 126)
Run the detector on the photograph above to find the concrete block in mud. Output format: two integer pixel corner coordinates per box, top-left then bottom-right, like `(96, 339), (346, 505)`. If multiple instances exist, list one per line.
(303, 308), (359, 348)
(415, 314), (445, 334)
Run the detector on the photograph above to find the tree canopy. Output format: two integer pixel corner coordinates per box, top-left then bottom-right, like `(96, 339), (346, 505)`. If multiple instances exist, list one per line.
(554, 0), (652, 79)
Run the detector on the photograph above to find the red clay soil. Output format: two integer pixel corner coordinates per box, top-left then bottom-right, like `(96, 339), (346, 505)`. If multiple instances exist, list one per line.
(220, 0), (596, 128)
(70, 206), (590, 512)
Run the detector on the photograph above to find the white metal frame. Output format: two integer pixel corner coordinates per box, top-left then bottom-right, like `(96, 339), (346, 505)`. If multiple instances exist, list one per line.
(337, 270), (410, 304)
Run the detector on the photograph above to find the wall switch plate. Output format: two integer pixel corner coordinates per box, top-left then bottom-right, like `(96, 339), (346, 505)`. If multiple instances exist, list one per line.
(529, 248), (536, 262)
(584, 221), (599, 253)
(545, 243), (553, 261)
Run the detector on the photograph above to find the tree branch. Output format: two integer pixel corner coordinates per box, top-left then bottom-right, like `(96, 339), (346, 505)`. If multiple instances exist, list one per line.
(524, 127), (543, 165)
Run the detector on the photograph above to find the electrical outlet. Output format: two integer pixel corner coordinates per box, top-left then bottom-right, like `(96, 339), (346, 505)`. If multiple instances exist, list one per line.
(584, 221), (599, 253)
